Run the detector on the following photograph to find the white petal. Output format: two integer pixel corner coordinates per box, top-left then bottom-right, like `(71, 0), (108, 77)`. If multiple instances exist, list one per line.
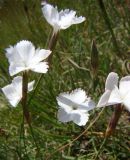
(79, 99), (95, 112)
(2, 84), (21, 107)
(5, 46), (15, 63)
(119, 76), (130, 97)
(105, 72), (119, 91)
(35, 49), (51, 60)
(28, 80), (35, 92)
(59, 9), (72, 16)
(30, 62), (49, 73)
(6, 40), (52, 75)
(56, 96), (73, 111)
(31, 49), (51, 65)
(120, 76), (130, 82)
(5, 46), (21, 64)
(12, 76), (22, 84)
(12, 76), (35, 93)
(60, 88), (86, 104)
(70, 110), (89, 126)
(59, 10), (85, 29)
(9, 98), (21, 107)
(97, 90), (111, 107)
(2, 76), (23, 107)
(12, 76), (22, 91)
(57, 89), (91, 113)
(5, 46), (14, 57)
(57, 89), (92, 126)
(72, 16), (86, 25)
(59, 10), (76, 29)
(6, 40), (36, 76)
(123, 91), (130, 112)
(57, 108), (71, 122)
(16, 40), (35, 64)
(2, 76), (35, 107)
(9, 64), (26, 76)
(42, 4), (59, 27)
(107, 86), (122, 105)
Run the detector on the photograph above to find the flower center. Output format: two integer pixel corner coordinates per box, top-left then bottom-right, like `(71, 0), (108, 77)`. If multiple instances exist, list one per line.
(72, 105), (77, 110)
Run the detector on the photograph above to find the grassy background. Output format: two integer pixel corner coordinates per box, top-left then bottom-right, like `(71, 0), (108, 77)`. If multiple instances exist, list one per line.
(0, 0), (130, 159)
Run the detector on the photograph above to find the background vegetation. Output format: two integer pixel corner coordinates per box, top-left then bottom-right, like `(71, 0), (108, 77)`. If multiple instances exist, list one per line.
(0, 0), (130, 159)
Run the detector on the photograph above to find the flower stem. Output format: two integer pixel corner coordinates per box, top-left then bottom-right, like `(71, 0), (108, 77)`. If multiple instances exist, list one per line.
(105, 104), (123, 137)
(27, 30), (59, 106)
(48, 30), (59, 63)
(22, 71), (31, 124)
(22, 72), (42, 158)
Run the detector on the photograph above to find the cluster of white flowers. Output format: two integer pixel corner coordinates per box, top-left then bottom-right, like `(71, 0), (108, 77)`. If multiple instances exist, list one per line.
(2, 3), (85, 107)
(1, 3), (130, 128)
(2, 40), (51, 107)
(2, 3), (86, 122)
(56, 72), (130, 126)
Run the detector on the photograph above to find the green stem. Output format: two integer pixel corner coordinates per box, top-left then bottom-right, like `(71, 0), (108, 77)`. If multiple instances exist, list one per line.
(19, 115), (24, 159)
(94, 137), (107, 160)
(27, 122), (42, 159)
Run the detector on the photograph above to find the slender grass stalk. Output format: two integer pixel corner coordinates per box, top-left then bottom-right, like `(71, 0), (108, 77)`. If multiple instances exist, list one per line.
(27, 121), (43, 159)
(105, 104), (123, 137)
(94, 137), (107, 160)
(97, 0), (121, 57)
(19, 115), (30, 160)
(27, 74), (44, 106)
(19, 115), (24, 159)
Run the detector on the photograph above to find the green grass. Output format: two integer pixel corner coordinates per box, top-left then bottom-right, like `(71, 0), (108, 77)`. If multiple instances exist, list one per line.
(0, 0), (130, 159)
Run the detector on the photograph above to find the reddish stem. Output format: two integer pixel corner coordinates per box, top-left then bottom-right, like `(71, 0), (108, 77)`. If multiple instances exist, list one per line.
(105, 104), (123, 137)
(22, 71), (31, 124)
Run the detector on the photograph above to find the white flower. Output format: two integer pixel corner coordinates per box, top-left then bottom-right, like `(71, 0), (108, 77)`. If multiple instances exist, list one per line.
(57, 88), (95, 126)
(97, 72), (130, 112)
(41, 3), (86, 33)
(2, 76), (35, 107)
(5, 40), (51, 76)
